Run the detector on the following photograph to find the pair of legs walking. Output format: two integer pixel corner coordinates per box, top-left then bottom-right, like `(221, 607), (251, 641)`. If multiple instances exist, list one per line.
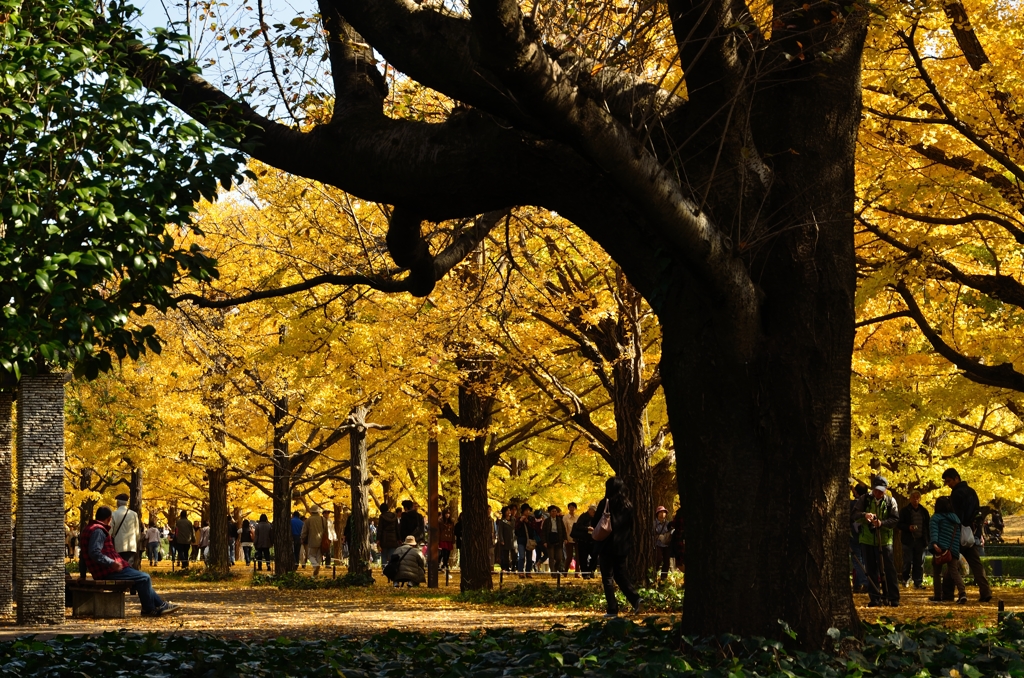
(600, 550), (640, 615)
(932, 556), (966, 602)
(940, 544), (991, 601)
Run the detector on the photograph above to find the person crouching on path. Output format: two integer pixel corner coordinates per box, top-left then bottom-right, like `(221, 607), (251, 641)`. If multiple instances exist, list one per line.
(930, 496), (967, 604)
(82, 506), (180, 617)
(392, 535), (427, 586)
(299, 506), (328, 577)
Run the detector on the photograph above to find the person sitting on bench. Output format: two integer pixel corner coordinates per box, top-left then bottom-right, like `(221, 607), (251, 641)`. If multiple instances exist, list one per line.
(82, 506), (181, 617)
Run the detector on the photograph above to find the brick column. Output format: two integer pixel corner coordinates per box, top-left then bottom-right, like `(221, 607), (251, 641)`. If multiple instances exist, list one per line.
(16, 373), (66, 624)
(0, 391), (12, 616)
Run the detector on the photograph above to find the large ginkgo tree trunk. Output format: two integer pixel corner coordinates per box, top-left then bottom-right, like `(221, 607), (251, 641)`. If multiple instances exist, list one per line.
(141, 0), (868, 644)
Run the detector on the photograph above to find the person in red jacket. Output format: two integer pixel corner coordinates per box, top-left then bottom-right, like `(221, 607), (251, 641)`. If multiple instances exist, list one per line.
(82, 506), (180, 617)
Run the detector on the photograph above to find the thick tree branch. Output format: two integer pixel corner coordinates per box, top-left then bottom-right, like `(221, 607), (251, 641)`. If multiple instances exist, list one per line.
(872, 205), (1024, 245)
(894, 283), (1024, 392)
(469, 0), (759, 355)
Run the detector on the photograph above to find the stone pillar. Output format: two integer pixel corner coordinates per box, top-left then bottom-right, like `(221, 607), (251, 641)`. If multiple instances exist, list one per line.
(0, 391), (13, 615)
(16, 373), (66, 624)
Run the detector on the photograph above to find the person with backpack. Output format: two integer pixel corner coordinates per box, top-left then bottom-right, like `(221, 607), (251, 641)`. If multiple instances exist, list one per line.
(942, 468), (992, 602)
(299, 506), (328, 577)
(385, 535), (426, 586)
(593, 477), (642, 617)
(930, 495), (966, 604)
(110, 494), (140, 568)
(240, 519), (254, 566)
(253, 514), (273, 571)
(377, 505), (401, 569)
(854, 476), (900, 607)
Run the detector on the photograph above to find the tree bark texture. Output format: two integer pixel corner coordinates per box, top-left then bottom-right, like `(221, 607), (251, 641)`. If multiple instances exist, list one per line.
(0, 391), (13, 615)
(148, 0), (870, 644)
(347, 407), (372, 575)
(272, 394), (295, 573)
(207, 465), (230, 574)
(16, 372), (66, 625)
(455, 356), (499, 592)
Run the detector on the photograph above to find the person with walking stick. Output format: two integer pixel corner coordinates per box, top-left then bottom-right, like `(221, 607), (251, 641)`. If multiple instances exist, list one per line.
(855, 476), (901, 607)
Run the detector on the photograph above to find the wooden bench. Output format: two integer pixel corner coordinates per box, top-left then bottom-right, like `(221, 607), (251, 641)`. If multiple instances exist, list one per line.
(66, 577), (133, 619)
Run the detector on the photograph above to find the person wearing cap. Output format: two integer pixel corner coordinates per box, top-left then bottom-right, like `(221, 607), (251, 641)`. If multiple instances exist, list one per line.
(653, 506), (672, 581)
(299, 506), (328, 577)
(390, 535), (426, 586)
(110, 493), (141, 568)
(941, 468), (992, 602)
(855, 476), (900, 607)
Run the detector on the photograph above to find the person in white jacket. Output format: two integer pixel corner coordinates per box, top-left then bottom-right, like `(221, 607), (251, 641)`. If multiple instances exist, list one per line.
(110, 493), (141, 567)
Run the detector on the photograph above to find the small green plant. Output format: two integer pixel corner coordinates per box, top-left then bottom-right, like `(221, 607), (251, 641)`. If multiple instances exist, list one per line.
(251, 570), (375, 589)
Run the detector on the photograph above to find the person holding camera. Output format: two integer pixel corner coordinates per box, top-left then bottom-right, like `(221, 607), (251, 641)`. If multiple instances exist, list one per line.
(854, 476), (900, 607)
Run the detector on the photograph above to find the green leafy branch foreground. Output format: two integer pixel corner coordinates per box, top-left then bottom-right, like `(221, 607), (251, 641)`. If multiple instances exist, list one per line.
(5, 616), (1024, 677)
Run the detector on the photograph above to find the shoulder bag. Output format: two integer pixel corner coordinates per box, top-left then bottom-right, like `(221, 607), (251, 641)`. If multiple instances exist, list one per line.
(935, 519), (958, 565)
(320, 516), (331, 552)
(960, 525), (975, 548)
(592, 500), (613, 542)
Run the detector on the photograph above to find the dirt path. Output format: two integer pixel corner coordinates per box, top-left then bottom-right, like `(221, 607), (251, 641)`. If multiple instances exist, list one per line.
(0, 575), (604, 641)
(1, 573), (1019, 641)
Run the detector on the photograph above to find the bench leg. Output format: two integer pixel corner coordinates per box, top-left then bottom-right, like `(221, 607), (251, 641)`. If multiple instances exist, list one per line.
(71, 591), (126, 619)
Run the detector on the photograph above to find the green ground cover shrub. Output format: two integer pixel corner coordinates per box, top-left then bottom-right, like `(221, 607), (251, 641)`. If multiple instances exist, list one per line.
(6, 617), (1024, 676)
(982, 557), (1024, 579)
(251, 570), (375, 589)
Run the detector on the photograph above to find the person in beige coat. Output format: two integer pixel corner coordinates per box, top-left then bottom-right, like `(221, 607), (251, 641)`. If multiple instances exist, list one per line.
(299, 507), (328, 576)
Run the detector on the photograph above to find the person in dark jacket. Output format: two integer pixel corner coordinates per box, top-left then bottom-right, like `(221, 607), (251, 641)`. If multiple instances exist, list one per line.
(594, 477), (641, 617)
(541, 506), (567, 575)
(290, 511), (304, 566)
(897, 490), (930, 588)
(942, 468), (991, 602)
(174, 510), (194, 569)
(398, 500), (426, 543)
(253, 514), (273, 570)
(497, 507), (516, 571)
(850, 482), (869, 593)
(669, 507), (685, 573)
(571, 505), (596, 578)
(378, 505), (401, 569)
(439, 509), (456, 571)
(514, 503), (536, 576)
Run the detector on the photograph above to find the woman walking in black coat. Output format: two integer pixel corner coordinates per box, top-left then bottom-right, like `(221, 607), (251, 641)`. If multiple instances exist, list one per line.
(594, 477), (641, 617)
